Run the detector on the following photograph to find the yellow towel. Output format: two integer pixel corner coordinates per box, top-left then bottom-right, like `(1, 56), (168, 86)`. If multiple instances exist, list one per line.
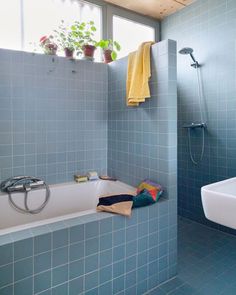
(126, 41), (154, 106)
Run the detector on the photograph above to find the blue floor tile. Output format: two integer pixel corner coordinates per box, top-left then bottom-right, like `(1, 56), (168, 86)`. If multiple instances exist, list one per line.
(148, 217), (236, 295)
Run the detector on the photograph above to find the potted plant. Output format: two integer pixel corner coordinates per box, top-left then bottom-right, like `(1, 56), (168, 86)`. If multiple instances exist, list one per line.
(54, 20), (79, 58)
(39, 35), (58, 55)
(71, 21), (97, 60)
(97, 39), (121, 63)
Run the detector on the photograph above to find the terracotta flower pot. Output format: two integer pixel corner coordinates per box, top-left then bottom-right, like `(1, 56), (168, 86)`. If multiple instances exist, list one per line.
(103, 49), (113, 63)
(82, 45), (96, 59)
(44, 43), (58, 55)
(64, 48), (74, 59)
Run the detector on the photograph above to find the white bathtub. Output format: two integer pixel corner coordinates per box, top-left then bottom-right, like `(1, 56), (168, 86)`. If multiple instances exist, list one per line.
(0, 180), (135, 235)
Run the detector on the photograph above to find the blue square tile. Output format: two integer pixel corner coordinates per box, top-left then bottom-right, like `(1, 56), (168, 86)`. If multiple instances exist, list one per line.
(99, 249), (112, 268)
(85, 270), (98, 291)
(125, 270), (136, 289)
(85, 254), (98, 273)
(113, 275), (124, 294)
(113, 260), (125, 278)
(53, 229), (68, 249)
(0, 264), (13, 288)
(148, 274), (159, 291)
(70, 241), (84, 261)
(148, 246), (158, 262)
(125, 285), (136, 295)
(113, 245), (125, 262)
(137, 265), (148, 282)
(137, 251), (148, 268)
(138, 222), (149, 238)
(85, 222), (99, 239)
(113, 229), (125, 246)
(85, 287), (98, 295)
(34, 270), (51, 294)
(148, 287), (165, 295)
(100, 233), (112, 251)
(0, 244), (13, 266)
(100, 218), (112, 235)
(85, 238), (98, 256)
(52, 282), (68, 295)
(53, 246), (68, 267)
(14, 277), (33, 295)
(52, 264), (68, 286)
(149, 219), (159, 234)
(70, 225), (85, 244)
(14, 238), (33, 260)
(125, 255), (137, 273)
(69, 258), (84, 280)
(126, 226), (137, 243)
(14, 257), (33, 281)
(34, 251), (51, 273)
(137, 207), (149, 223)
(99, 281), (112, 295)
(126, 241), (137, 257)
(126, 211), (137, 227)
(69, 276), (83, 295)
(148, 260), (159, 277)
(0, 285), (13, 295)
(34, 234), (51, 254)
(159, 255), (168, 272)
(137, 279), (148, 295)
(99, 265), (112, 284)
(113, 216), (125, 230)
(36, 290), (51, 295)
(148, 233), (158, 248)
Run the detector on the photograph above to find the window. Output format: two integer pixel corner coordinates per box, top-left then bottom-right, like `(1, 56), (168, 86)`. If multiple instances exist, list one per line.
(0, 0), (101, 59)
(113, 15), (155, 59)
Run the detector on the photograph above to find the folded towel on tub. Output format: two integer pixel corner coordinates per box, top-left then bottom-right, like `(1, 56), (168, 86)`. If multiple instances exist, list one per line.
(97, 194), (134, 217)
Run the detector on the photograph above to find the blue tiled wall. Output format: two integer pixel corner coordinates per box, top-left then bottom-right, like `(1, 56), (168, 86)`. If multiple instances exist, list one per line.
(0, 40), (178, 294)
(162, 0), (236, 234)
(108, 40), (178, 284)
(0, 49), (108, 184)
(0, 205), (176, 295)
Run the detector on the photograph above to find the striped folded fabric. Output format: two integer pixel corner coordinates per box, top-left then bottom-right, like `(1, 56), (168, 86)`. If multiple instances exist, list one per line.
(133, 180), (163, 208)
(97, 194), (134, 217)
(137, 179), (163, 202)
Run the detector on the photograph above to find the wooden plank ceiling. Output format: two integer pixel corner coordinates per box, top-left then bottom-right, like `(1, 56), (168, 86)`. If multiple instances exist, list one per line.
(104, 0), (196, 20)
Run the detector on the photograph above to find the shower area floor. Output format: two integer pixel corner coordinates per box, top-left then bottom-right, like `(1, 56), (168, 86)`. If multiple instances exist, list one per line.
(148, 217), (236, 295)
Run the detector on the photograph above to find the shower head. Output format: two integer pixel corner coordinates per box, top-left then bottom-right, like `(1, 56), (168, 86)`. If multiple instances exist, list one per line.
(179, 47), (193, 55)
(179, 47), (200, 68)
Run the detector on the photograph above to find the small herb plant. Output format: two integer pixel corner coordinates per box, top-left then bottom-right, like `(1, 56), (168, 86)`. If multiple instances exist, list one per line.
(54, 20), (76, 51)
(96, 39), (121, 60)
(71, 21), (97, 48)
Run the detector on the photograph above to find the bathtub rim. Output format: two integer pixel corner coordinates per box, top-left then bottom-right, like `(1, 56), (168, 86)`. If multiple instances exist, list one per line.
(0, 179), (135, 243)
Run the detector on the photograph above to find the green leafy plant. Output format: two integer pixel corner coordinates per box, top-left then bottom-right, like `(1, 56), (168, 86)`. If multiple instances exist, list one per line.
(71, 21), (97, 49)
(96, 39), (121, 60)
(54, 20), (79, 55)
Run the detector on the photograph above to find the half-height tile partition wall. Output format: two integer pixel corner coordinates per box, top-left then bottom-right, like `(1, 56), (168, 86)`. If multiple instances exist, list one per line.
(108, 40), (177, 192)
(108, 40), (178, 284)
(0, 50), (108, 184)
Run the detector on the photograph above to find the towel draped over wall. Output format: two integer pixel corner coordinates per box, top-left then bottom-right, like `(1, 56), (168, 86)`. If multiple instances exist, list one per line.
(126, 41), (154, 106)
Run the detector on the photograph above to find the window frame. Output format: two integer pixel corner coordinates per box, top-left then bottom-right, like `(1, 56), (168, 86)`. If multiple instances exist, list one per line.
(0, 0), (160, 56)
(106, 4), (160, 43)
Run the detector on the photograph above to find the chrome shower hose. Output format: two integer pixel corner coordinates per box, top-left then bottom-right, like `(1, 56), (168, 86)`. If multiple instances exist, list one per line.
(7, 177), (50, 214)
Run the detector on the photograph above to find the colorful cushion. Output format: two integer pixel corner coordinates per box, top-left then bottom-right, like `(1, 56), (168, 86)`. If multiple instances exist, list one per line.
(97, 194), (134, 217)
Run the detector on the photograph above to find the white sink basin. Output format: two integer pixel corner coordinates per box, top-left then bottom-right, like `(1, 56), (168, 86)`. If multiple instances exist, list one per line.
(201, 177), (236, 230)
